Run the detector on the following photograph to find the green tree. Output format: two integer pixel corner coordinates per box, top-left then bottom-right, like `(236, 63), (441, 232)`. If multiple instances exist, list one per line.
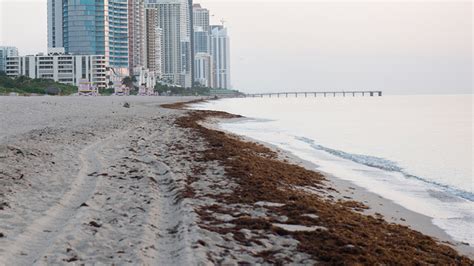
(122, 76), (134, 88)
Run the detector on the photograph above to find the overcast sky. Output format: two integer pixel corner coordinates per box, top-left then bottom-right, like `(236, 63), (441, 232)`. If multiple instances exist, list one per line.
(0, 0), (472, 94)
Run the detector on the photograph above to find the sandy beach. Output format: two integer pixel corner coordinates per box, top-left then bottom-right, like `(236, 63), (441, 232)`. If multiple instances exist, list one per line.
(0, 96), (472, 265)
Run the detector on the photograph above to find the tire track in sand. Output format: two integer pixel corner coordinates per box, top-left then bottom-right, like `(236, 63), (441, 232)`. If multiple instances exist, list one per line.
(0, 135), (113, 265)
(139, 119), (201, 265)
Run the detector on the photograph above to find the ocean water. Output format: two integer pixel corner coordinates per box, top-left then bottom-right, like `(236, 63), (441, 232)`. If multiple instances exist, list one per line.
(192, 94), (473, 245)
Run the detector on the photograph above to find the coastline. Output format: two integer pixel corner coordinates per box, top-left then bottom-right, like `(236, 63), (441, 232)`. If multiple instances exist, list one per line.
(167, 102), (472, 264)
(200, 115), (474, 259)
(0, 96), (472, 264)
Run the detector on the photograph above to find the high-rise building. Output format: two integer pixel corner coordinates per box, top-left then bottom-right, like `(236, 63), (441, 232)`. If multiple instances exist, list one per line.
(106, 0), (130, 69)
(6, 51), (107, 89)
(180, 0), (193, 87)
(193, 27), (209, 54)
(129, 0), (147, 74)
(47, 0), (63, 49)
(145, 8), (162, 76)
(146, 0), (192, 87)
(194, 52), (212, 87)
(0, 46), (19, 73)
(48, 0), (129, 71)
(192, 4), (209, 31)
(192, 4), (211, 87)
(193, 26), (212, 87)
(210, 25), (231, 89)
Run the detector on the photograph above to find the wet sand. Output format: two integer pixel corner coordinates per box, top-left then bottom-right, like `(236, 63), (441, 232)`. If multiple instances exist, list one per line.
(0, 96), (472, 264)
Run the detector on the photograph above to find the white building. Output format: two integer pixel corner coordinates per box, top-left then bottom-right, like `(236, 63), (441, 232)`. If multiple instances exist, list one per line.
(192, 4), (209, 31)
(210, 25), (231, 89)
(192, 4), (213, 87)
(0, 46), (19, 73)
(134, 66), (158, 89)
(129, 0), (147, 74)
(145, 8), (163, 77)
(180, 0), (193, 88)
(146, 0), (182, 86)
(5, 52), (107, 89)
(194, 52), (212, 87)
(47, 0), (63, 49)
(146, 0), (192, 87)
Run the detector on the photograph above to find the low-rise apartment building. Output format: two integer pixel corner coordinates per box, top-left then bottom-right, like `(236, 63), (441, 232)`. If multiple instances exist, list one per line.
(5, 51), (107, 89)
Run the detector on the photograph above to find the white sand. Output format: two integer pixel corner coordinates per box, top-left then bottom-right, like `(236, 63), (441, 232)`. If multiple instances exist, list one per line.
(0, 96), (317, 265)
(2, 96), (471, 264)
(0, 96), (208, 264)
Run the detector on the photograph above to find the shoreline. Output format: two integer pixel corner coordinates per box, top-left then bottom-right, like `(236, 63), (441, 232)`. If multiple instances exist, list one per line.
(200, 115), (474, 258)
(0, 97), (472, 264)
(167, 102), (472, 264)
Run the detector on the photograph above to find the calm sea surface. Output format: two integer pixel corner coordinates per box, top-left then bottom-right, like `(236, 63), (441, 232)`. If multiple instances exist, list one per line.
(193, 94), (473, 245)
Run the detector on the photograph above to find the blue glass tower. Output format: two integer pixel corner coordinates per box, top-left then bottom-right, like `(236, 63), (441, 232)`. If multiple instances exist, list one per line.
(63, 0), (106, 56)
(58, 0), (129, 69)
(108, 0), (129, 68)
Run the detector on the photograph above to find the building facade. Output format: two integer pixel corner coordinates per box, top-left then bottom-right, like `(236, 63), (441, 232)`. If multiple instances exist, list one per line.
(145, 8), (163, 76)
(194, 52), (212, 87)
(5, 52), (107, 89)
(180, 0), (193, 87)
(193, 27), (209, 54)
(210, 25), (231, 89)
(47, 0), (63, 49)
(193, 27), (212, 87)
(107, 0), (130, 69)
(129, 0), (147, 74)
(192, 4), (212, 87)
(192, 4), (209, 31)
(0, 46), (19, 73)
(146, 0), (183, 86)
(48, 0), (129, 71)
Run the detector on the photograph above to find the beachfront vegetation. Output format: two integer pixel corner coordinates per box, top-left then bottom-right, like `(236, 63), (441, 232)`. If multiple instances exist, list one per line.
(155, 81), (212, 96)
(0, 73), (77, 96)
(99, 88), (115, 96)
(122, 76), (137, 90)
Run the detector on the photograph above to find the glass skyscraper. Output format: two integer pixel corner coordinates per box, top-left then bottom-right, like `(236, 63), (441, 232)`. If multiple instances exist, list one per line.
(63, 0), (106, 56)
(108, 0), (129, 68)
(193, 29), (209, 54)
(48, 0), (129, 69)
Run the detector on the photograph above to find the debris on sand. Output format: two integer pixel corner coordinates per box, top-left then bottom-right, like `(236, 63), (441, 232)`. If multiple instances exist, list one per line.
(123, 102), (130, 108)
(273, 223), (327, 232)
(169, 106), (473, 265)
(88, 221), (102, 228)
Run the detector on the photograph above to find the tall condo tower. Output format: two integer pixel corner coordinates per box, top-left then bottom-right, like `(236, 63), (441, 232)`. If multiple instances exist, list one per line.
(145, 8), (163, 76)
(129, 0), (147, 74)
(47, 0), (129, 71)
(192, 4), (209, 31)
(146, 0), (192, 87)
(192, 4), (211, 87)
(107, 0), (130, 69)
(210, 25), (231, 89)
(47, 0), (63, 48)
(179, 0), (193, 88)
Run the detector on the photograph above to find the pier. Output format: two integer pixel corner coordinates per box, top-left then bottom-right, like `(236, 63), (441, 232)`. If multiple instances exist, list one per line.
(245, 91), (383, 98)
